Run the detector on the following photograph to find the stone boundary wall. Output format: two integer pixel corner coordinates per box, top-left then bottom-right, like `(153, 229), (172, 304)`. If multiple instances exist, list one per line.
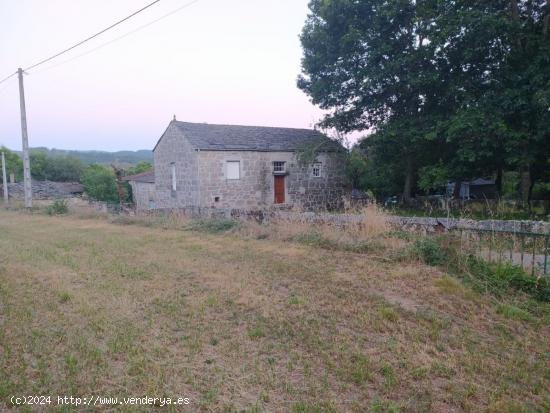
(1, 181), (84, 200)
(146, 207), (550, 234)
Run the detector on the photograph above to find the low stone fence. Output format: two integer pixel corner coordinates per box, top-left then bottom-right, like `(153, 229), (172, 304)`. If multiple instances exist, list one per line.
(146, 207), (550, 234)
(394, 216), (550, 234)
(1, 181), (83, 200)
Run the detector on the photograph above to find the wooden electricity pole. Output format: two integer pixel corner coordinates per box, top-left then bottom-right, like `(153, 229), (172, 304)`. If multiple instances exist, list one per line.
(17, 68), (32, 208)
(1, 151), (8, 203)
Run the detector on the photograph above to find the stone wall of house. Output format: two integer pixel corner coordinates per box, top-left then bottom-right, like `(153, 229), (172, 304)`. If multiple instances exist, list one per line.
(153, 123), (199, 209)
(129, 181), (156, 211)
(196, 151), (347, 210)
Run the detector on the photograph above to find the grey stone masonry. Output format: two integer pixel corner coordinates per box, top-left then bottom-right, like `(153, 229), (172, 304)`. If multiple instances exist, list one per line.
(154, 122), (200, 209)
(197, 151), (347, 210)
(152, 120), (348, 211)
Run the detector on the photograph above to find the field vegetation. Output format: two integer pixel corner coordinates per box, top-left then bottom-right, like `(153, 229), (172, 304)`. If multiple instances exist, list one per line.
(0, 206), (549, 412)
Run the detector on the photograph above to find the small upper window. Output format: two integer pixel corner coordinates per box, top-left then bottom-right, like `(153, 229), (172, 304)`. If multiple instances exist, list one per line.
(170, 163), (177, 190)
(226, 161), (240, 180)
(273, 161), (285, 173)
(312, 162), (322, 178)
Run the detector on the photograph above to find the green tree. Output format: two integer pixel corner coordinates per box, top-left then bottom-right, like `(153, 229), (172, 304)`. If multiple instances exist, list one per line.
(81, 164), (118, 202)
(30, 152), (84, 182)
(0, 146), (23, 183)
(124, 161), (152, 176)
(299, 0), (550, 206)
(46, 156), (85, 182)
(298, 0), (448, 202)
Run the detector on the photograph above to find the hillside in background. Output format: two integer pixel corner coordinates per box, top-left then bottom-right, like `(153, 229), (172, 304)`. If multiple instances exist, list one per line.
(21, 147), (153, 165)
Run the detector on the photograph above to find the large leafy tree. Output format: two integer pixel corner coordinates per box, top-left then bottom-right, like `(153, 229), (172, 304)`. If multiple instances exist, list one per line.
(298, 0), (445, 201)
(299, 0), (550, 205)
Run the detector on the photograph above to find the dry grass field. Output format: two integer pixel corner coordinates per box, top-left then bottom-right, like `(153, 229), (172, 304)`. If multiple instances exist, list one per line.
(0, 208), (549, 412)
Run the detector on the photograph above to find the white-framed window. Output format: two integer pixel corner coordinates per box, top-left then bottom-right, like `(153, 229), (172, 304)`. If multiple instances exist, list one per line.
(170, 163), (177, 191)
(312, 162), (322, 178)
(226, 161), (240, 180)
(273, 161), (286, 173)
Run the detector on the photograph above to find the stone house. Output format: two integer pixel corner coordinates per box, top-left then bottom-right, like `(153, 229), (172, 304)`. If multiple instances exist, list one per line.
(150, 119), (347, 211)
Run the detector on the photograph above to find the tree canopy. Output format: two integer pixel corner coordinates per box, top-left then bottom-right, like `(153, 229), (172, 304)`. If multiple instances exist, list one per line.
(299, 0), (550, 205)
(30, 152), (84, 182)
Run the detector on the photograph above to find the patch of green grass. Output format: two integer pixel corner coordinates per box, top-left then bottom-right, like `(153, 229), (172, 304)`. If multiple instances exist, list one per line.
(464, 258), (550, 302)
(416, 309), (451, 342)
(293, 230), (383, 253)
(387, 230), (413, 241)
(380, 363), (397, 388)
(188, 218), (239, 234)
(378, 305), (399, 322)
(345, 353), (371, 384)
(288, 294), (307, 305)
(496, 304), (535, 322)
(247, 327), (265, 339)
(57, 291), (71, 303)
(371, 399), (401, 413)
(293, 231), (334, 249)
(430, 361), (455, 379)
(64, 354), (78, 376)
(291, 401), (338, 413)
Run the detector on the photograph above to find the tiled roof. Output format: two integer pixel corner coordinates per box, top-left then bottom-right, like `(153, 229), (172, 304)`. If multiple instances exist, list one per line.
(166, 121), (342, 152)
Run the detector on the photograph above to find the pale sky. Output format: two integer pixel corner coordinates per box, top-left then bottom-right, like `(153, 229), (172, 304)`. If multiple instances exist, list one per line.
(0, 0), (335, 151)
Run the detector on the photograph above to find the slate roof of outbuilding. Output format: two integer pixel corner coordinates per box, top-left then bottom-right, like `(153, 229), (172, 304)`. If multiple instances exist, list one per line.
(122, 170), (155, 183)
(154, 121), (342, 152)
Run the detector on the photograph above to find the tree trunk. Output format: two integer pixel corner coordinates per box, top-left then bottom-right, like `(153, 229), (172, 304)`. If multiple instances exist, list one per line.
(510, 0), (520, 21)
(519, 165), (531, 208)
(495, 166), (503, 196)
(544, 0), (550, 36)
(528, 180), (535, 212)
(402, 155), (413, 205)
(453, 180), (462, 200)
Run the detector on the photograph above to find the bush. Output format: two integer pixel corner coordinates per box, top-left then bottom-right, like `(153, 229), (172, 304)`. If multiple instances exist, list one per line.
(45, 199), (69, 215)
(411, 237), (447, 266)
(81, 164), (119, 202)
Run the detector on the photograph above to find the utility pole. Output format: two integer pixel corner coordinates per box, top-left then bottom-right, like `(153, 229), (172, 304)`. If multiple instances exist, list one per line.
(1, 151), (8, 204)
(17, 68), (32, 208)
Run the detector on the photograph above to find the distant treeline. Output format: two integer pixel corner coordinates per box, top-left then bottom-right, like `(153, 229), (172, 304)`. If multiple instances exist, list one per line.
(17, 147), (153, 165)
(1, 145), (152, 204)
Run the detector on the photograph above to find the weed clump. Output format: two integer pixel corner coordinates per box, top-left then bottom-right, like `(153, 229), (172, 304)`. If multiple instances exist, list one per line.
(411, 237), (448, 266)
(46, 199), (69, 216)
(464, 258), (550, 302)
(293, 230), (384, 253)
(188, 218), (239, 234)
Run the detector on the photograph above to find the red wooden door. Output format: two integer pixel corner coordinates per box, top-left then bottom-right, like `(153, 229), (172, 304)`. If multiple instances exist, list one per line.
(274, 176), (285, 204)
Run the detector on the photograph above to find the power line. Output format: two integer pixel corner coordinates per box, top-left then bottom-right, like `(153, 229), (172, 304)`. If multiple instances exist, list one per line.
(0, 71), (17, 86)
(32, 0), (202, 75)
(22, 0), (163, 72)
